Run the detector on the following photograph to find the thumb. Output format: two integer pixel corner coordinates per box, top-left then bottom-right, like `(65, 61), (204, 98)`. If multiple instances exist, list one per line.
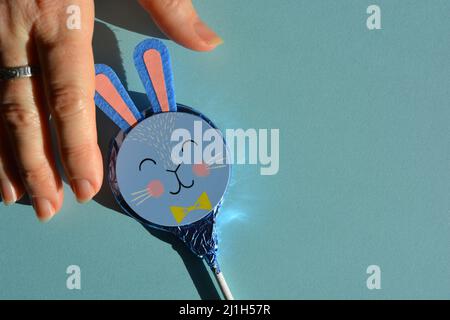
(138, 0), (223, 51)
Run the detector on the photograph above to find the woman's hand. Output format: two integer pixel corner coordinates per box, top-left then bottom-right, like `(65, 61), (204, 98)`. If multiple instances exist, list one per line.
(0, 0), (222, 221)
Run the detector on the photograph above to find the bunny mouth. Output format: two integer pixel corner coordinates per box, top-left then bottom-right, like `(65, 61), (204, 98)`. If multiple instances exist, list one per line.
(166, 164), (194, 195)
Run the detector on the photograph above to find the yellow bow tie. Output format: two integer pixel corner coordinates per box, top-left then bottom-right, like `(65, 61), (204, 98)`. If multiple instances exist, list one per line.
(170, 192), (213, 224)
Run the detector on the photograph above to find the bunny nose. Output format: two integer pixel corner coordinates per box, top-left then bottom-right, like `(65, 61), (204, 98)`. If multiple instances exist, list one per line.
(147, 180), (164, 198)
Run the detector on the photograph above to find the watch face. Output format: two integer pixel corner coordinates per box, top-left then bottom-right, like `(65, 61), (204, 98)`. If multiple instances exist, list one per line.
(114, 110), (231, 227)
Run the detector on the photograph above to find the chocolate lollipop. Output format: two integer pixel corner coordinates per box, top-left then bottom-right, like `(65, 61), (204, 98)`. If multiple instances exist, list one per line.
(94, 39), (233, 299)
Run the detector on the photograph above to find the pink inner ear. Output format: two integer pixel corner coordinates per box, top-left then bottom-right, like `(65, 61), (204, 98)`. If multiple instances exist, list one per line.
(95, 74), (138, 127)
(144, 49), (170, 112)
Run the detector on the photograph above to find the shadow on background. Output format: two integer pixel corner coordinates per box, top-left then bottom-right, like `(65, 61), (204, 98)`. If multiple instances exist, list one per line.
(95, 0), (167, 39)
(92, 11), (220, 300)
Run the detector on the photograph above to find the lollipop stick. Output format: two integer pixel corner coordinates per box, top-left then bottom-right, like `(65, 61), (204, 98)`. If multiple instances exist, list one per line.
(214, 272), (234, 300)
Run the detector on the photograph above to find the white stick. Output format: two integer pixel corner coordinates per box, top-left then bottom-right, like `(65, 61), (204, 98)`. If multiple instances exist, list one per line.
(215, 272), (234, 300)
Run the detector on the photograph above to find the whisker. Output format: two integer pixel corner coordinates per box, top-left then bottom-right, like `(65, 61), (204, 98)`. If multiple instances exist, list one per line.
(207, 157), (226, 166)
(209, 165), (227, 170)
(206, 153), (223, 165)
(136, 194), (152, 206)
(131, 188), (148, 196)
(131, 192), (150, 202)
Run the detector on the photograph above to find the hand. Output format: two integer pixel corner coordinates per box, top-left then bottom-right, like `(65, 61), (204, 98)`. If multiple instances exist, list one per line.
(0, 0), (222, 221)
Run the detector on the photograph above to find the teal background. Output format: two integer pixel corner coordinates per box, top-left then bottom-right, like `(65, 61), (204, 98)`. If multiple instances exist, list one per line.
(1, 0), (449, 299)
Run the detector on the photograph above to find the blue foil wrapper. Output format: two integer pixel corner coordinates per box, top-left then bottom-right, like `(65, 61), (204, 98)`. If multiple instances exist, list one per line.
(108, 105), (227, 274)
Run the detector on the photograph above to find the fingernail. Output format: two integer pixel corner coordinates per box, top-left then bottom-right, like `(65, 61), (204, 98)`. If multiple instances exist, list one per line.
(71, 179), (95, 203)
(32, 197), (55, 222)
(0, 180), (17, 206)
(194, 21), (223, 47)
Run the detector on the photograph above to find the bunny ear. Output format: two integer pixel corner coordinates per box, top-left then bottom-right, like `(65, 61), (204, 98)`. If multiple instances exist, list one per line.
(133, 39), (177, 113)
(94, 64), (143, 132)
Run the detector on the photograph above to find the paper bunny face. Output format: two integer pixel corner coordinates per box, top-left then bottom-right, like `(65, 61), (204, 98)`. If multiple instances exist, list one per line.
(94, 39), (230, 227)
(115, 111), (230, 226)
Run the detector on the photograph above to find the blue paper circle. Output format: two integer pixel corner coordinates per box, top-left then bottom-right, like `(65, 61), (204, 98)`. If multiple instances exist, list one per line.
(113, 108), (231, 227)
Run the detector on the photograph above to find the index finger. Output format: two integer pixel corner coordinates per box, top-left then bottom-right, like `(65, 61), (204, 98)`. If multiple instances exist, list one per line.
(138, 0), (223, 51)
(35, 0), (103, 203)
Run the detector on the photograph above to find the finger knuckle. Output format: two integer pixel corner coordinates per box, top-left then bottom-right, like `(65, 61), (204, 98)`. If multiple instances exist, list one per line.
(0, 102), (40, 131)
(51, 87), (88, 122)
(60, 142), (97, 162)
(19, 161), (52, 186)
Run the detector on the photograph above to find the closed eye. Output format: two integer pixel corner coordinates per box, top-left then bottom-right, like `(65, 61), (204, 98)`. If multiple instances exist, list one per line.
(181, 139), (197, 152)
(139, 158), (157, 171)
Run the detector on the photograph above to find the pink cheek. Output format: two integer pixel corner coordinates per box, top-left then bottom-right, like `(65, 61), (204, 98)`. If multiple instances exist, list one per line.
(193, 163), (210, 177)
(147, 180), (164, 198)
